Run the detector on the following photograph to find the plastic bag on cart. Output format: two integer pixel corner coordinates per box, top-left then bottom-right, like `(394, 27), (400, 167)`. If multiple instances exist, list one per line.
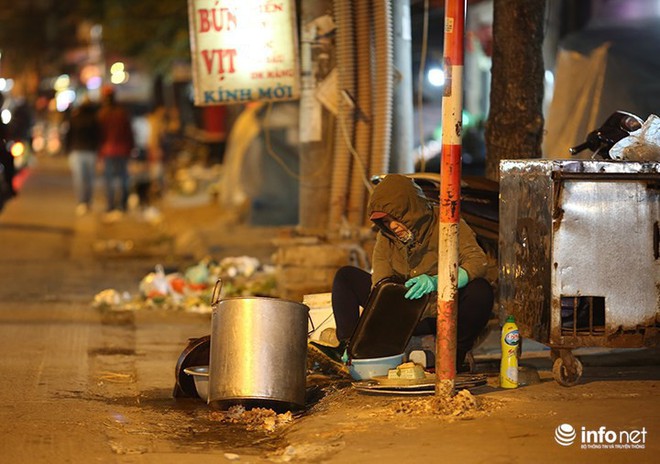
(610, 114), (660, 161)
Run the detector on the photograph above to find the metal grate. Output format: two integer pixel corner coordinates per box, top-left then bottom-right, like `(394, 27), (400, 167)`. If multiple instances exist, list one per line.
(560, 296), (606, 336)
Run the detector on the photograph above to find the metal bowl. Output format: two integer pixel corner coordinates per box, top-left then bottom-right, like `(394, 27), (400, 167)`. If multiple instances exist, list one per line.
(183, 365), (209, 401)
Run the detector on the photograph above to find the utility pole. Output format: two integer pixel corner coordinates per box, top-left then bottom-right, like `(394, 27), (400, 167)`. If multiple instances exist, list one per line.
(436, 0), (465, 399)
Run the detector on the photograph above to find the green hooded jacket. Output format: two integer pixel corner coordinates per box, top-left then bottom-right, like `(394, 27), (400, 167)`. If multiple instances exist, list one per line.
(367, 174), (490, 316)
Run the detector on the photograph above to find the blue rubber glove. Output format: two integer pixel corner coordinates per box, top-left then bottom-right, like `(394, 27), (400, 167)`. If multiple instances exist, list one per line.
(404, 274), (438, 299)
(458, 266), (469, 289)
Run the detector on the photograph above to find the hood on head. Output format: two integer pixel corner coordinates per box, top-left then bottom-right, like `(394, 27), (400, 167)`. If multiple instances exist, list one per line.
(368, 175), (433, 242)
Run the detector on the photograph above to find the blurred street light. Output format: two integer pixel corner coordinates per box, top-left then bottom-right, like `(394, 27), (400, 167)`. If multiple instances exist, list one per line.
(427, 67), (445, 87)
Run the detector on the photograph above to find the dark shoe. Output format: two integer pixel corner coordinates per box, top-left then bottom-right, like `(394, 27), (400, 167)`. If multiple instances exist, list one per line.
(456, 361), (471, 374)
(309, 340), (346, 362)
(307, 340), (350, 378)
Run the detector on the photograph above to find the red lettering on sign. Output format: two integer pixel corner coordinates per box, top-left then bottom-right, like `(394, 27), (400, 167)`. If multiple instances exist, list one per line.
(198, 7), (237, 33)
(260, 3), (284, 13)
(201, 49), (238, 75)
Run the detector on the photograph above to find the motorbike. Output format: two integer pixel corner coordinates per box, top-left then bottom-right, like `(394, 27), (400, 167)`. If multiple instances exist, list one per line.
(0, 164), (10, 212)
(568, 110), (644, 159)
(0, 140), (16, 212)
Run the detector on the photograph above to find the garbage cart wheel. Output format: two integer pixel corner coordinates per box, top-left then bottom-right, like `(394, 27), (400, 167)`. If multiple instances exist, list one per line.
(552, 356), (583, 387)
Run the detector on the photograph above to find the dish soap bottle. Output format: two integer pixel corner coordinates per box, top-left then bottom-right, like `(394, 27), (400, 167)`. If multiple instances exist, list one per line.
(500, 315), (520, 388)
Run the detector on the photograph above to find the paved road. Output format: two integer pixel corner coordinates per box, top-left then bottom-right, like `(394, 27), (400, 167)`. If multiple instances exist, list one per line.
(0, 156), (236, 462)
(1, 156), (658, 464)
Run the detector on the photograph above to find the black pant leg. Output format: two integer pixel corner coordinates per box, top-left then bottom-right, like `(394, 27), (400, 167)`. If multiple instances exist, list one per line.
(331, 266), (372, 342)
(456, 278), (494, 358)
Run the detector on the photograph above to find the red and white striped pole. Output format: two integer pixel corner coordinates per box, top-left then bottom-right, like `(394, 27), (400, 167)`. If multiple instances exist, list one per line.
(436, 0), (465, 398)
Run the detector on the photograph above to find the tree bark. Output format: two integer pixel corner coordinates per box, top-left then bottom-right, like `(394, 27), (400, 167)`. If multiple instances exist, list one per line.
(485, 0), (546, 181)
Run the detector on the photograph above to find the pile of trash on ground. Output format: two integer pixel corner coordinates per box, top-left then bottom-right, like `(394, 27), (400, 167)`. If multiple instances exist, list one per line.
(93, 256), (277, 313)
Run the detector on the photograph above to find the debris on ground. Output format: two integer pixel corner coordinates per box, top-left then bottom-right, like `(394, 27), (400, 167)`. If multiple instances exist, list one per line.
(92, 289), (132, 309)
(97, 372), (135, 384)
(208, 406), (294, 432)
(310, 382), (500, 423)
(267, 441), (346, 463)
(391, 389), (501, 419)
(171, 162), (223, 197)
(92, 255), (277, 313)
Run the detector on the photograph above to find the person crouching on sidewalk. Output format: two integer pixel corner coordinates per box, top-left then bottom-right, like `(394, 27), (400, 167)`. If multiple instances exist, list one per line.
(309, 174), (495, 373)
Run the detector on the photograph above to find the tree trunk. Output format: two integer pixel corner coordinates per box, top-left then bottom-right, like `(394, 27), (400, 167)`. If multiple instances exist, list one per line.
(485, 0), (546, 181)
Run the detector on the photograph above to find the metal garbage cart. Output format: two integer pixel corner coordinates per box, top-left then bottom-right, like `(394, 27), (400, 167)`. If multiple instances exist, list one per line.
(499, 159), (660, 386)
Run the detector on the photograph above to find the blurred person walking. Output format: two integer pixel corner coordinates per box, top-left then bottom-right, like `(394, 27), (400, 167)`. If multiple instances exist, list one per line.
(97, 86), (135, 220)
(200, 105), (227, 165)
(65, 95), (99, 216)
(145, 104), (179, 202)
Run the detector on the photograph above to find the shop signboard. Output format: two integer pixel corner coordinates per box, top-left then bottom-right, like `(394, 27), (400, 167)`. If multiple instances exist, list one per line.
(187, 0), (300, 106)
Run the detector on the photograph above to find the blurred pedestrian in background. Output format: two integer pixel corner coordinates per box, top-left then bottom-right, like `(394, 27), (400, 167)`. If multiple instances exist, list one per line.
(65, 95), (99, 216)
(146, 104), (178, 201)
(128, 111), (151, 210)
(97, 86), (135, 221)
(200, 105), (227, 166)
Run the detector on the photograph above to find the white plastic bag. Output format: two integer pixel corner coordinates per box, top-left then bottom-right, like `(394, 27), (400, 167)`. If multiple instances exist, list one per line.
(610, 114), (660, 161)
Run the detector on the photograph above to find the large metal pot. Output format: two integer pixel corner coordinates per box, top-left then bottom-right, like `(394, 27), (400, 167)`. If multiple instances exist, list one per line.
(208, 284), (309, 411)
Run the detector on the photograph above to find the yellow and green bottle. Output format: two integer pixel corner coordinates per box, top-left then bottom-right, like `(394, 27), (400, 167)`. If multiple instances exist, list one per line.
(500, 315), (520, 388)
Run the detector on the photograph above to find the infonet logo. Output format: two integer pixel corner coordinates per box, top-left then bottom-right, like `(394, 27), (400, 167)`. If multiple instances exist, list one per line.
(555, 424), (577, 446)
(555, 423), (647, 449)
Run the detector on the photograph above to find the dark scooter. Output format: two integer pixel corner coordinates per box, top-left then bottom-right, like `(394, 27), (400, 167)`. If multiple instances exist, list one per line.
(569, 110), (644, 159)
(0, 141), (16, 213)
